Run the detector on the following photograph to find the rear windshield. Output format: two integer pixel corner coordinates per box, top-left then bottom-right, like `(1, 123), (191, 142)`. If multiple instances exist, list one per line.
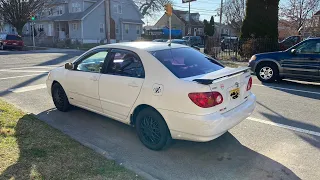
(150, 48), (224, 78)
(6, 35), (22, 41)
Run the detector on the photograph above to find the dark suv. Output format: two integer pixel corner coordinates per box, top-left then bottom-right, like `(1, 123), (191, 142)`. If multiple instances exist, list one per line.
(0, 34), (24, 50)
(249, 38), (320, 83)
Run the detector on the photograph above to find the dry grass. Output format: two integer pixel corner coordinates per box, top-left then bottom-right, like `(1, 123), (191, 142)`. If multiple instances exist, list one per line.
(0, 99), (141, 180)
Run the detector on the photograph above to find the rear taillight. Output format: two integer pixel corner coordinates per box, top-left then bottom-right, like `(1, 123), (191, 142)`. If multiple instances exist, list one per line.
(188, 92), (223, 108)
(247, 77), (252, 91)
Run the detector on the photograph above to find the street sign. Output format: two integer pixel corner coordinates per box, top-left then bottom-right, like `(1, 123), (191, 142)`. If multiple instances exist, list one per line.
(182, 0), (196, 3)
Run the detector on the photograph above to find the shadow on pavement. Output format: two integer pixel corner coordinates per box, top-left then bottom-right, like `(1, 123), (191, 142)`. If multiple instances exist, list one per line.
(257, 101), (320, 133)
(34, 107), (300, 180)
(262, 80), (320, 100)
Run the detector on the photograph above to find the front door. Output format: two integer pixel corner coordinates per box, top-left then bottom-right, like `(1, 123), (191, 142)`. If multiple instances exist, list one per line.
(99, 49), (145, 121)
(282, 39), (320, 78)
(65, 49), (109, 113)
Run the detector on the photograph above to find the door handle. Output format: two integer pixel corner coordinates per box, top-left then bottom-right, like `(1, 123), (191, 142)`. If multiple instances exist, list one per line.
(128, 82), (138, 87)
(90, 76), (99, 81)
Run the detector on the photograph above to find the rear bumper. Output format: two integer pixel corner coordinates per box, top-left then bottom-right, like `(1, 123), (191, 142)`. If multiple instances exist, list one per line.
(3, 45), (23, 49)
(159, 93), (256, 142)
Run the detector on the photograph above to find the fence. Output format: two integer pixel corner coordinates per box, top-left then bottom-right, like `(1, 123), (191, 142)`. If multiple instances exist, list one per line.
(204, 37), (280, 61)
(22, 36), (106, 50)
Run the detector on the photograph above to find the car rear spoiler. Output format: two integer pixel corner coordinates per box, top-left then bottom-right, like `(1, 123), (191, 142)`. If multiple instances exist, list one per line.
(193, 67), (250, 85)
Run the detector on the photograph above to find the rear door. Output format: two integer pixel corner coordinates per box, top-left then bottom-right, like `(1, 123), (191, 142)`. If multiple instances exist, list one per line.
(99, 49), (145, 121)
(282, 39), (320, 78)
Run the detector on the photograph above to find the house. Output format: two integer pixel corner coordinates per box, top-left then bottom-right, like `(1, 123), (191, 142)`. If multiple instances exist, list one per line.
(278, 20), (298, 40)
(154, 9), (204, 36)
(214, 23), (238, 38)
(0, 15), (17, 34)
(23, 0), (144, 43)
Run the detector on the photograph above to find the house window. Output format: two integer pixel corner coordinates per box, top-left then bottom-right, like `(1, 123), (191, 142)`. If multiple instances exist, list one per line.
(72, 23), (78, 31)
(72, 3), (81, 12)
(48, 8), (53, 15)
(58, 6), (63, 15)
(115, 4), (122, 14)
(56, 24), (60, 31)
(136, 26), (140, 34)
(100, 23), (104, 33)
(116, 25), (119, 34)
(125, 24), (129, 34)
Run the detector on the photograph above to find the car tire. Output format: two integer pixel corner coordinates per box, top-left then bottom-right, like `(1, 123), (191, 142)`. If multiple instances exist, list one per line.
(52, 83), (70, 112)
(256, 63), (279, 83)
(135, 108), (172, 150)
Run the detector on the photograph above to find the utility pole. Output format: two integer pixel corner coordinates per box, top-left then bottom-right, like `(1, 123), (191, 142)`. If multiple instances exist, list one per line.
(105, 0), (111, 43)
(32, 22), (35, 47)
(219, 0), (223, 39)
(188, 2), (191, 35)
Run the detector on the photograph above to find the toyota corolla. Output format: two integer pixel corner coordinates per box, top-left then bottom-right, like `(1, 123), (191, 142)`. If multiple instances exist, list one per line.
(46, 42), (256, 150)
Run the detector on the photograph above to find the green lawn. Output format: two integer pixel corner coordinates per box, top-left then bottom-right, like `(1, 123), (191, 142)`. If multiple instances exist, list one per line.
(0, 99), (141, 180)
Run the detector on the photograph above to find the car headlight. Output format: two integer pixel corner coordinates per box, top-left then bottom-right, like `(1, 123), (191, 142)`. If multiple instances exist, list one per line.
(249, 55), (256, 62)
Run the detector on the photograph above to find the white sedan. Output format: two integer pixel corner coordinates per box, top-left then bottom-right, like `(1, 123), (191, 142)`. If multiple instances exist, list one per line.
(46, 42), (256, 150)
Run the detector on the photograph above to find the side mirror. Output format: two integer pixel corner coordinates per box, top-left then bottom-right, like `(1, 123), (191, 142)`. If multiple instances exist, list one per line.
(291, 49), (297, 54)
(65, 62), (74, 70)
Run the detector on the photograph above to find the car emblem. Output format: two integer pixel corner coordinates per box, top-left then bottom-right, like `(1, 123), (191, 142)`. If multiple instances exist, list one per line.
(220, 84), (224, 89)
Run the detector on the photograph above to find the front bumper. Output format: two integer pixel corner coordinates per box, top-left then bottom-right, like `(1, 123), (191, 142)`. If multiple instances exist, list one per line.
(159, 93), (256, 142)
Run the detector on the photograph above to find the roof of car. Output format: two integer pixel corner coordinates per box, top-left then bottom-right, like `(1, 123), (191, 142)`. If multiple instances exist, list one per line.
(96, 42), (188, 51)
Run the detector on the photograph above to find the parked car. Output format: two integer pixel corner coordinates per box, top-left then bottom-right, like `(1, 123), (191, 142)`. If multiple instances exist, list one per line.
(167, 39), (187, 45)
(182, 36), (203, 46)
(278, 35), (302, 51)
(0, 34), (24, 50)
(46, 42), (256, 150)
(249, 38), (320, 83)
(152, 39), (167, 42)
(221, 37), (238, 51)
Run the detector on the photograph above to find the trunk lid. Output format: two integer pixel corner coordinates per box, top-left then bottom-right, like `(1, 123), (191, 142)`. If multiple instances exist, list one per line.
(188, 67), (251, 113)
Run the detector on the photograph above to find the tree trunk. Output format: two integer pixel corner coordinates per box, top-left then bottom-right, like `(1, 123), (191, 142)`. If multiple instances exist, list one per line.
(17, 27), (23, 36)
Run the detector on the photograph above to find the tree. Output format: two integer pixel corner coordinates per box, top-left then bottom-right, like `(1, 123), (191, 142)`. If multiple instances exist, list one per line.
(280, 0), (320, 31)
(0, 0), (46, 35)
(240, 0), (280, 55)
(134, 0), (173, 16)
(241, 0), (280, 39)
(204, 16), (215, 36)
(223, 0), (245, 35)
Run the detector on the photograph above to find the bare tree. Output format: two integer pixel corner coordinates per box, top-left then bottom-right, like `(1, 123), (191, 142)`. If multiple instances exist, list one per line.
(134, 0), (173, 16)
(0, 0), (46, 35)
(280, 0), (320, 31)
(223, 0), (245, 34)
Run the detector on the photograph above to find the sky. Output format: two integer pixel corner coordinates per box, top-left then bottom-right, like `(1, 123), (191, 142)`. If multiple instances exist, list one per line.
(144, 0), (288, 26)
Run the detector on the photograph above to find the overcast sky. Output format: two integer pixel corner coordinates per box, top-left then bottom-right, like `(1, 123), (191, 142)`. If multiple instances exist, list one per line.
(144, 0), (287, 26)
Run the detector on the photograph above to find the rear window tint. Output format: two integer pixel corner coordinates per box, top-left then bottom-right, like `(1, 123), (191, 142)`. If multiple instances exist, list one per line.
(6, 35), (22, 41)
(150, 48), (224, 78)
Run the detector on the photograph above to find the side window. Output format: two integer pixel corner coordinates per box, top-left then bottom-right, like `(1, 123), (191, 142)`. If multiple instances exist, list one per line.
(76, 51), (108, 73)
(107, 50), (145, 78)
(296, 40), (320, 54)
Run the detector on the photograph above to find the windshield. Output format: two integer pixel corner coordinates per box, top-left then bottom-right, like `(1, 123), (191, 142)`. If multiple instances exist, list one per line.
(150, 48), (224, 78)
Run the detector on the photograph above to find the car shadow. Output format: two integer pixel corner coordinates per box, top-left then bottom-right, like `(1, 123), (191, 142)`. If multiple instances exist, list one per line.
(33, 107), (300, 180)
(261, 79), (320, 100)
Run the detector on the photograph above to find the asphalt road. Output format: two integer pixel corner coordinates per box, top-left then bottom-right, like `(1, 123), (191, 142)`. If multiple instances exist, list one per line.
(0, 49), (319, 180)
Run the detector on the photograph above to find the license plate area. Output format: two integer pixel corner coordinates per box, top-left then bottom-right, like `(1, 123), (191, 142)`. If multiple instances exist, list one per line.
(229, 88), (240, 100)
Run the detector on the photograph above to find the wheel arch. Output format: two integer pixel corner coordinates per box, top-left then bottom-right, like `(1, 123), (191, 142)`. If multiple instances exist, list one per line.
(130, 104), (166, 127)
(255, 59), (282, 73)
